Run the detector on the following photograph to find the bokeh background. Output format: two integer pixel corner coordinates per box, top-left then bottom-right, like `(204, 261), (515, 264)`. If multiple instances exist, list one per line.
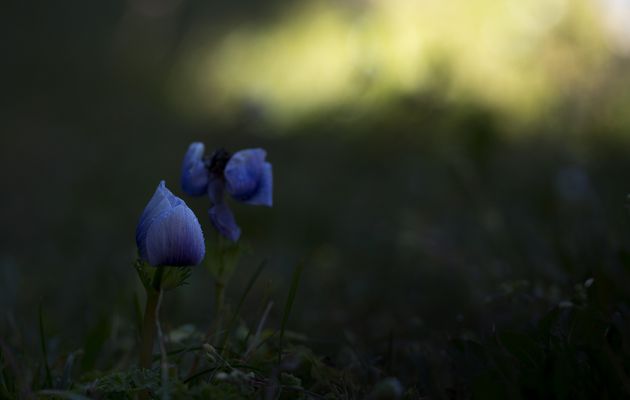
(3, 0), (630, 380)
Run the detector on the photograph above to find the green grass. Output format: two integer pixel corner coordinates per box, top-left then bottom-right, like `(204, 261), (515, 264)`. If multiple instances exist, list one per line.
(4, 110), (630, 399)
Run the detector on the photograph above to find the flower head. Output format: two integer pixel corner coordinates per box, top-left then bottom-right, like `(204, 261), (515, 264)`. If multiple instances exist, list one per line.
(180, 144), (273, 242)
(136, 181), (205, 266)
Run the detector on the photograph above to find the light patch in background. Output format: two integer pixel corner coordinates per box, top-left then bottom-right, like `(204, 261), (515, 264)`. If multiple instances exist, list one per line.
(599, 0), (630, 55)
(173, 0), (613, 128)
(203, 6), (361, 119)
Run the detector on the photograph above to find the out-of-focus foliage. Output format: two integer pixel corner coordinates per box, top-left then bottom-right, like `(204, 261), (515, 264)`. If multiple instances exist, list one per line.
(4, 256), (630, 399)
(174, 0), (627, 127)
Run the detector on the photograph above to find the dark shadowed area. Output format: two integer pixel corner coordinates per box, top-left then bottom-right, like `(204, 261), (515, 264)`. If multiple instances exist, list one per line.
(3, 0), (630, 398)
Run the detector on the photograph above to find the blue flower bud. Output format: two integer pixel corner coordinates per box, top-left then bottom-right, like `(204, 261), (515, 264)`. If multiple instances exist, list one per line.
(136, 181), (205, 267)
(208, 203), (242, 242)
(181, 142), (209, 196)
(224, 149), (273, 206)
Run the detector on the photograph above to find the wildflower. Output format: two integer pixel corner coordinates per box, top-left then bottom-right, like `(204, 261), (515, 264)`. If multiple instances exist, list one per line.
(180, 144), (273, 241)
(136, 181), (205, 266)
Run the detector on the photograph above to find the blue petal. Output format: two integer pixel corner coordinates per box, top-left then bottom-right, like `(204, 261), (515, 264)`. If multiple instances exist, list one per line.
(241, 162), (272, 206)
(209, 204), (241, 242)
(224, 148), (272, 205)
(145, 204), (206, 266)
(181, 142), (209, 196)
(136, 181), (182, 260)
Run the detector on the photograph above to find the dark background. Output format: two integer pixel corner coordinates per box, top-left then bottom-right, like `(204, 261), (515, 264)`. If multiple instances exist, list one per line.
(3, 0), (630, 387)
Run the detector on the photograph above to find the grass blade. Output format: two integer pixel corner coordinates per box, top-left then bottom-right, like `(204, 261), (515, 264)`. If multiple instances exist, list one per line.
(245, 301), (273, 359)
(38, 304), (52, 388)
(278, 260), (306, 362)
(59, 351), (78, 390)
(0, 339), (19, 398)
(220, 259), (267, 350)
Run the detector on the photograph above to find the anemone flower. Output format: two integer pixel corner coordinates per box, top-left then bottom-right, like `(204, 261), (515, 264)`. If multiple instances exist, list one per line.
(181, 143), (273, 242)
(136, 181), (205, 267)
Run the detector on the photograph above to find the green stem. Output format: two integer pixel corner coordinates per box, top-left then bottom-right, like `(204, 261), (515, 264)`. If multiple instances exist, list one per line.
(155, 288), (169, 400)
(214, 279), (225, 318)
(139, 289), (158, 370)
(139, 267), (164, 369)
(215, 236), (226, 318)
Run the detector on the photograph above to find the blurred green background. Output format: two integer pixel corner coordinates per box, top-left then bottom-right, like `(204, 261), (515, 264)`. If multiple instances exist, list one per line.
(3, 0), (630, 370)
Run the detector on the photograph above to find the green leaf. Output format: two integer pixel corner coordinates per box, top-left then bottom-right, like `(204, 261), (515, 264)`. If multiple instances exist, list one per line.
(134, 259), (152, 290)
(88, 367), (160, 395)
(134, 260), (191, 292)
(160, 267), (192, 291)
(368, 377), (403, 400)
(279, 372), (302, 388)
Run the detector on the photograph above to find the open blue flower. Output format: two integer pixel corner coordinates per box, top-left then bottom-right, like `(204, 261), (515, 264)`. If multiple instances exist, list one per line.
(136, 181), (205, 267)
(181, 142), (209, 196)
(180, 145), (273, 242)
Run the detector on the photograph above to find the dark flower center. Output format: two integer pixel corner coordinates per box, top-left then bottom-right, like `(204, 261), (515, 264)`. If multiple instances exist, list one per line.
(205, 148), (231, 179)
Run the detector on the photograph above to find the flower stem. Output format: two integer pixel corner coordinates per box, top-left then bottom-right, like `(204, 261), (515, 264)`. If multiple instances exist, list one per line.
(155, 288), (169, 400)
(140, 290), (158, 370)
(214, 237), (226, 318)
(139, 267), (164, 369)
(214, 279), (225, 318)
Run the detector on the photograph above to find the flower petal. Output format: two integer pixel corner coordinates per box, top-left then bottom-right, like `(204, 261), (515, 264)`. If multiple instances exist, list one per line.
(224, 149), (267, 202)
(136, 181), (182, 260)
(145, 204), (206, 267)
(209, 204), (241, 242)
(181, 142), (209, 196)
(241, 162), (272, 206)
